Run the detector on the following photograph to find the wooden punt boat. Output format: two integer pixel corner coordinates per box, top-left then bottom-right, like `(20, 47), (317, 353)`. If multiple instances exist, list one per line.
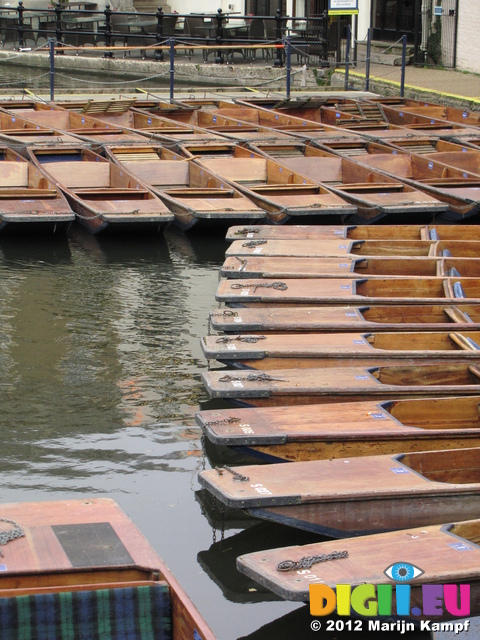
(1, 103), (149, 146)
(317, 139), (480, 221)
(220, 256), (480, 279)
(366, 96), (480, 127)
(201, 362), (480, 406)
(198, 447), (480, 536)
(0, 497), (214, 639)
(104, 144), (266, 231)
(27, 146), (174, 235)
(251, 141), (448, 222)
(201, 329), (480, 369)
(0, 146), (73, 234)
(225, 223), (480, 242)
(237, 519), (480, 617)
(216, 276), (480, 306)
(373, 105), (480, 138)
(0, 109), (80, 146)
(196, 395), (480, 462)
(224, 238), (480, 258)
(180, 143), (356, 224)
(208, 304), (480, 333)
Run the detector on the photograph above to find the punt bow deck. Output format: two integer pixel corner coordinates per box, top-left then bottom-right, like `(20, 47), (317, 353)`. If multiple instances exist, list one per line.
(201, 362), (480, 406)
(104, 144), (266, 231)
(220, 256), (480, 279)
(202, 329), (480, 369)
(197, 395), (480, 462)
(0, 109), (80, 146)
(27, 146), (173, 234)
(208, 304), (480, 333)
(180, 143), (356, 224)
(251, 142), (447, 223)
(216, 277), (480, 306)
(0, 498), (214, 639)
(0, 146), (73, 234)
(198, 448), (480, 537)
(237, 519), (480, 617)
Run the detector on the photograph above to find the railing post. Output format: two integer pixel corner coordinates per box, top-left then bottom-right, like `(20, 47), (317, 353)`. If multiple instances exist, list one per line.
(400, 33), (407, 97)
(285, 36), (291, 99)
(169, 37), (175, 101)
(322, 10), (328, 64)
(274, 8), (283, 67)
(49, 37), (55, 101)
(104, 3), (113, 58)
(54, 3), (64, 54)
(17, 1), (24, 50)
(365, 26), (371, 91)
(154, 7), (164, 61)
(344, 23), (351, 90)
(215, 8), (224, 64)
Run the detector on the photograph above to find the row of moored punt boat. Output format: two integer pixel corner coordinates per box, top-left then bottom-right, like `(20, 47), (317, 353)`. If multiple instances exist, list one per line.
(196, 220), (480, 620)
(2, 94), (480, 234)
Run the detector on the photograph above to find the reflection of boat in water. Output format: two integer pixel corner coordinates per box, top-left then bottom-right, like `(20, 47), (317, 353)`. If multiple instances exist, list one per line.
(197, 519), (321, 603)
(0, 497), (214, 639)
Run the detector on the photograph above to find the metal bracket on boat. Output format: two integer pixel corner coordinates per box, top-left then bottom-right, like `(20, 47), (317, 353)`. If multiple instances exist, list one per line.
(0, 517), (25, 556)
(219, 373), (286, 383)
(215, 465), (249, 482)
(230, 282), (288, 293)
(215, 336), (266, 344)
(223, 256), (247, 272)
(241, 240), (267, 248)
(277, 550), (349, 572)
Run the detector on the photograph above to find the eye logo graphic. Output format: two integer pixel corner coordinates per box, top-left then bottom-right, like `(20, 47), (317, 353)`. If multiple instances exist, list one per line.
(384, 562), (424, 582)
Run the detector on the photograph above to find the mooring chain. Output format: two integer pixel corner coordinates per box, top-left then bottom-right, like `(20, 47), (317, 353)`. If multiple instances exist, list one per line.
(215, 335), (266, 344)
(0, 517), (25, 557)
(234, 228), (260, 236)
(210, 310), (238, 318)
(241, 240), (267, 248)
(230, 281), (288, 293)
(203, 416), (241, 427)
(215, 465), (249, 482)
(223, 256), (247, 271)
(219, 373), (285, 383)
(277, 550), (349, 572)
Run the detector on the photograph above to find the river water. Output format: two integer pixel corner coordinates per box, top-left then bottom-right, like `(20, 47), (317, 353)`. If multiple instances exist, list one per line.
(0, 225), (324, 640)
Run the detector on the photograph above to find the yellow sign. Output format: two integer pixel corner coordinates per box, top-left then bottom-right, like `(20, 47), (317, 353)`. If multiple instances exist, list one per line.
(328, 9), (359, 14)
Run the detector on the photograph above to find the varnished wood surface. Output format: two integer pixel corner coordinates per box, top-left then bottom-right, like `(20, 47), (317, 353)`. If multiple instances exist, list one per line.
(236, 520), (480, 606)
(221, 256), (480, 279)
(216, 277), (480, 305)
(209, 304), (480, 332)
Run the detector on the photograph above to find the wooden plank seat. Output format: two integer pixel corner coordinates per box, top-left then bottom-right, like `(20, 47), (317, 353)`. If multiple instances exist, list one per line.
(336, 183), (405, 192)
(0, 188), (57, 198)
(163, 188), (236, 196)
(72, 188), (151, 197)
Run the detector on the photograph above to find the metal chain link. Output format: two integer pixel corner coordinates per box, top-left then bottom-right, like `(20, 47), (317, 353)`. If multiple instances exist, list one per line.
(0, 517), (25, 556)
(242, 240), (266, 248)
(215, 335), (266, 344)
(215, 465), (249, 482)
(234, 228), (260, 236)
(277, 550), (349, 572)
(230, 281), (288, 293)
(219, 373), (285, 382)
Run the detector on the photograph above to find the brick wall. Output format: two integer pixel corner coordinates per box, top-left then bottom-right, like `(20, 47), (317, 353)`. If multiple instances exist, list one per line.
(456, 0), (480, 73)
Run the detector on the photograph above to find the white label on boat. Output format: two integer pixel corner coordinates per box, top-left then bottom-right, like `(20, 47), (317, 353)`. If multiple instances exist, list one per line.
(462, 148), (467, 152)
(251, 483), (272, 495)
(279, 167), (283, 172)
(390, 467), (410, 474)
(338, 244), (347, 249)
(370, 412), (387, 419)
(21, 200), (34, 203)
(0, 565), (6, 571)
(345, 311), (357, 317)
(334, 230), (343, 235)
(392, 150), (397, 154)
(148, 118), (152, 124)
(213, 116), (217, 122)
(340, 284), (351, 289)
(227, 344), (237, 350)
(355, 375), (368, 380)
(339, 263), (349, 268)
(36, 125), (40, 129)
(303, 121), (306, 126)
(336, 112), (340, 118)
(275, 115), (279, 119)
(237, 122), (242, 126)
(428, 161), (433, 170)
(246, 233), (254, 237)
(463, 173), (468, 178)
(449, 542), (472, 551)
(250, 153), (254, 158)
(11, 117), (15, 122)
(399, 111), (404, 117)
(241, 425), (254, 433)
(253, 248), (263, 254)
(430, 119), (435, 124)
(241, 289), (250, 295)
(81, 117), (85, 124)
(234, 317), (243, 322)
(352, 339), (364, 344)
(463, 112), (468, 118)
(232, 381), (244, 387)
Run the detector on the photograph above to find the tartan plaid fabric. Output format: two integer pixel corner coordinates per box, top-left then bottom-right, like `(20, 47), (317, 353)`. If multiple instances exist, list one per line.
(0, 584), (172, 640)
